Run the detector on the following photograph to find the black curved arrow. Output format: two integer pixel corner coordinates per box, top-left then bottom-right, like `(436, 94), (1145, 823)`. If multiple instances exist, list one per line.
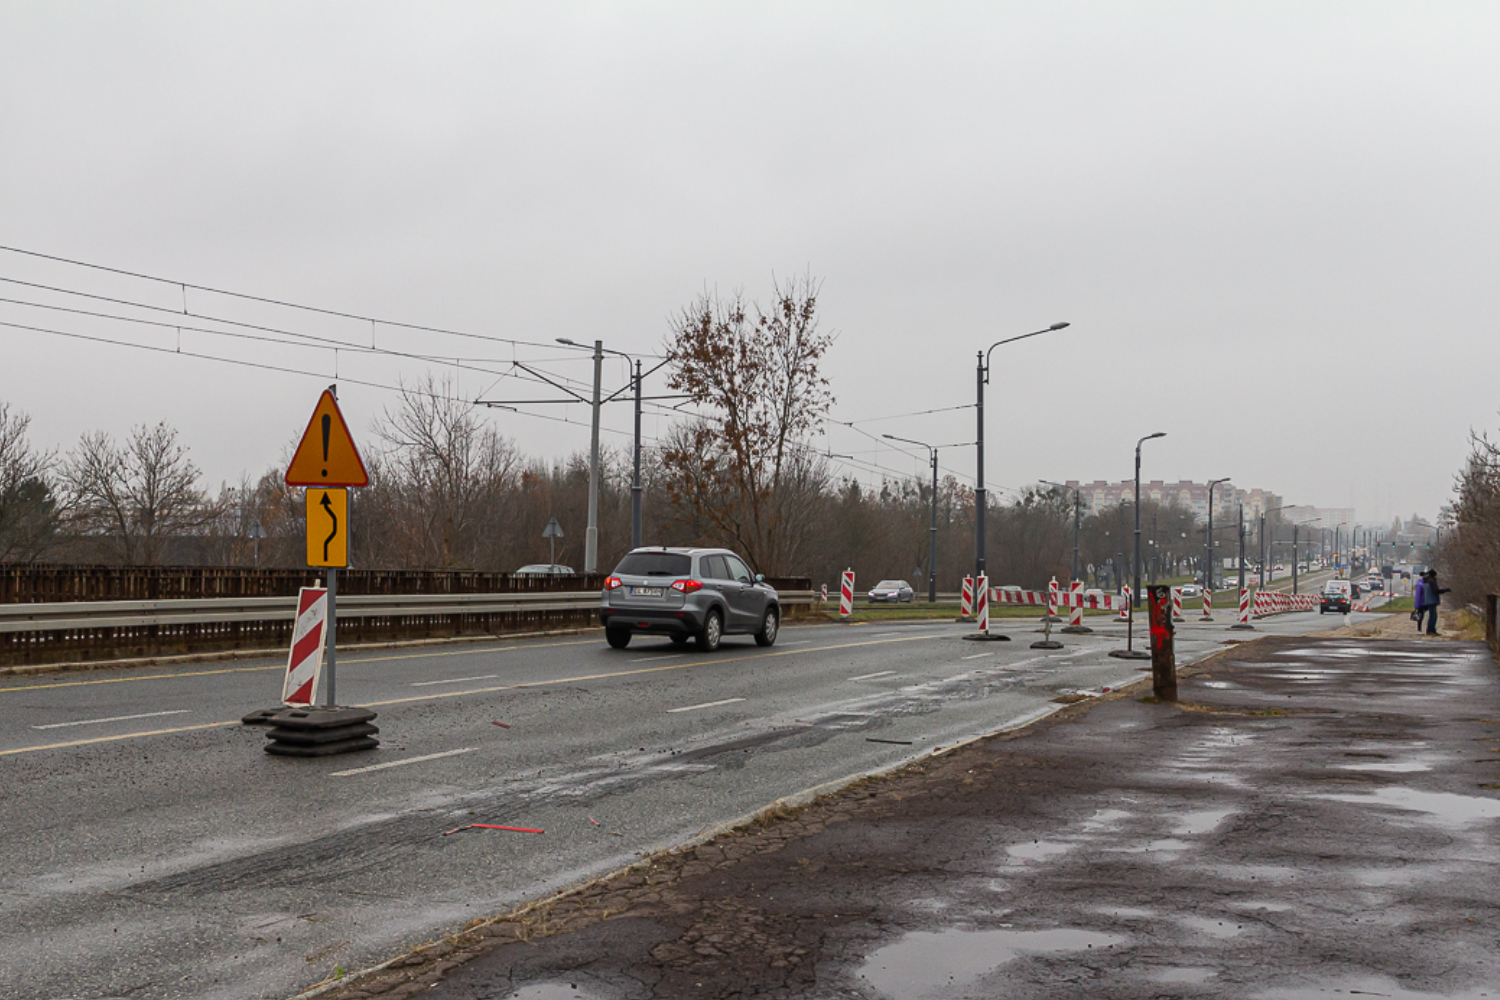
(320, 492), (339, 561)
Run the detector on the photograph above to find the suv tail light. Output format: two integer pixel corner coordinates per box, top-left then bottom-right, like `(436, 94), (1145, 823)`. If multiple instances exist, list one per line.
(605, 576), (623, 590)
(670, 579), (702, 594)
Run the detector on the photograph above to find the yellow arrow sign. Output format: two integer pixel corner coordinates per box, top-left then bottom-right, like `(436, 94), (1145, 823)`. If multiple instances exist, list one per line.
(306, 488), (349, 568)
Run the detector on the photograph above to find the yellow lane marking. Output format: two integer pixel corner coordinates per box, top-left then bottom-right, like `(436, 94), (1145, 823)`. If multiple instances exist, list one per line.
(0, 720), (239, 756)
(0, 638), (603, 694)
(0, 633), (942, 757)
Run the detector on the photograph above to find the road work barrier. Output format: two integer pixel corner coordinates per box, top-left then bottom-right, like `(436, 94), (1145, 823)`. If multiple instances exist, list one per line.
(1252, 591), (1318, 616)
(1200, 587), (1214, 622)
(991, 587), (1129, 613)
(1119, 586), (1132, 621)
(0, 573), (815, 668)
(960, 576), (974, 618)
(1047, 578), (1060, 620)
(1171, 587), (1185, 622)
(1231, 587), (1254, 629)
(839, 570), (855, 618)
(1061, 580), (1091, 634)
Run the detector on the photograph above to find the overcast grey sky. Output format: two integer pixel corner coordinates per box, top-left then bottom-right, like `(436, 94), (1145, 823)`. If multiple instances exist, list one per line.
(3, 1), (1497, 525)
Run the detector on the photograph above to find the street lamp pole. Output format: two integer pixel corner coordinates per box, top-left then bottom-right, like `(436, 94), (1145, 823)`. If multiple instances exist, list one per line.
(974, 322), (1070, 581)
(1132, 432), (1166, 609)
(1205, 478), (1230, 593)
(885, 434), (941, 603)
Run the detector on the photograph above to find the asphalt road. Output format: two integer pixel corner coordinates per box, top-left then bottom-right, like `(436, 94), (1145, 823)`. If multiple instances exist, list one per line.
(0, 609), (1369, 1000)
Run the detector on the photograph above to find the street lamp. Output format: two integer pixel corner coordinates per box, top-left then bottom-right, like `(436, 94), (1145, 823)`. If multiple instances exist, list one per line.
(1259, 504), (1301, 586)
(974, 322), (1070, 581)
(1132, 432), (1166, 609)
(884, 434), (942, 603)
(1204, 478), (1230, 593)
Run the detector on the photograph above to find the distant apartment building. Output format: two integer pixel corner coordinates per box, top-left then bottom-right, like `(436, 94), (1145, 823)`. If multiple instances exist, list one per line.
(1063, 480), (1285, 523)
(1305, 507), (1357, 532)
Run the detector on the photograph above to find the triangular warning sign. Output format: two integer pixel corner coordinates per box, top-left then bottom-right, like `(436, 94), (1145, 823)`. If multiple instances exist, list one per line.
(285, 389), (369, 487)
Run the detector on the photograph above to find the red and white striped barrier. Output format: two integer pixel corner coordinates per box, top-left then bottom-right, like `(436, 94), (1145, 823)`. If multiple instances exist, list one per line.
(1118, 586), (1132, 621)
(1047, 577), (1059, 619)
(819, 583), (828, 604)
(991, 587), (1130, 612)
(1066, 580), (1085, 629)
(1236, 587), (1252, 626)
(1251, 591), (1318, 617)
(839, 570), (854, 618)
(1171, 587), (1185, 622)
(1200, 587), (1214, 621)
(975, 573), (990, 633)
(282, 585), (329, 706)
(960, 576), (974, 618)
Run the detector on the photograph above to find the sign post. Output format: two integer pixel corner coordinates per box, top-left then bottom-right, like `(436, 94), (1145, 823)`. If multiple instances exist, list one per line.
(286, 387), (367, 709)
(542, 516), (565, 570)
(250, 386), (380, 758)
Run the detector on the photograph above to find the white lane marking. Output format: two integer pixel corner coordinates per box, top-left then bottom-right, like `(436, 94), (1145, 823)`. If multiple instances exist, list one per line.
(961, 652), (995, 660)
(778, 640), (813, 646)
(31, 709), (190, 730)
(410, 674), (499, 687)
(868, 631), (904, 637)
(666, 697), (746, 714)
(330, 747), (477, 777)
(849, 670), (898, 681)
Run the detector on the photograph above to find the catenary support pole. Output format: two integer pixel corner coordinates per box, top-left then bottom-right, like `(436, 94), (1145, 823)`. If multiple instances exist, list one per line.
(585, 340), (603, 572)
(631, 358), (643, 549)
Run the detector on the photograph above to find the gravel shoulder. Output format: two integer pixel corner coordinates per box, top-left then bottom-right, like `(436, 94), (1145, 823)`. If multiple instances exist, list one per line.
(303, 624), (1500, 1000)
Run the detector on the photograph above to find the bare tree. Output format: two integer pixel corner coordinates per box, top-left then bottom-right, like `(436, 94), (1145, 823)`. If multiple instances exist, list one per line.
(0, 402), (59, 562)
(369, 374), (520, 568)
(60, 421), (211, 565)
(661, 274), (835, 574)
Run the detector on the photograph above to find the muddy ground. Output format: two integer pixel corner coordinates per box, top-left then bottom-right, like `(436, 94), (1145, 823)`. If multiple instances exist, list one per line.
(309, 622), (1500, 1000)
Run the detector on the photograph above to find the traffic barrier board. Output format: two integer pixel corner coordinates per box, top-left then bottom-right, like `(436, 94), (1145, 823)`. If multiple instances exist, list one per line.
(282, 586), (329, 706)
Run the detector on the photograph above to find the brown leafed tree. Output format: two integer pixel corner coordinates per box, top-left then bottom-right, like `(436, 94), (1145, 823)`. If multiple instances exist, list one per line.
(661, 274), (834, 574)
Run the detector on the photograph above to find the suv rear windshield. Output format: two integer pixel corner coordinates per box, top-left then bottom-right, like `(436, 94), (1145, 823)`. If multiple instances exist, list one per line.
(614, 552), (692, 577)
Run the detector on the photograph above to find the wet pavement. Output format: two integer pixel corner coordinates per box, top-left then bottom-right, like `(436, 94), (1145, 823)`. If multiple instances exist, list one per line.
(316, 631), (1500, 999)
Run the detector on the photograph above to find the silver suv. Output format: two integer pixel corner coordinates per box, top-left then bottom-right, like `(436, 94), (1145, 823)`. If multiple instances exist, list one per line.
(599, 547), (780, 651)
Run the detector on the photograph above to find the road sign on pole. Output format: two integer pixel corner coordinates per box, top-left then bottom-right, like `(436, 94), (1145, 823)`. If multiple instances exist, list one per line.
(305, 488), (349, 567)
(285, 387), (369, 487)
(543, 516), (564, 569)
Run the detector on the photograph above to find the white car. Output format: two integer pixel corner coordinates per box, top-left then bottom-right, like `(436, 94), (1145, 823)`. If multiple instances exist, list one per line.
(1179, 583), (1202, 597)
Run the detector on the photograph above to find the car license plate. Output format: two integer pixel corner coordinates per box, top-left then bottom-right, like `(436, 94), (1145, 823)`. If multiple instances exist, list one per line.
(630, 586), (663, 597)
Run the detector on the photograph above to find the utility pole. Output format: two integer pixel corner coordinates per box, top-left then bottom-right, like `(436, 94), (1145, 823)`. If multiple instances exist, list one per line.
(884, 434), (943, 603)
(1205, 478), (1229, 592)
(584, 340), (603, 573)
(631, 358), (643, 548)
(1236, 505), (1246, 595)
(1133, 433), (1166, 609)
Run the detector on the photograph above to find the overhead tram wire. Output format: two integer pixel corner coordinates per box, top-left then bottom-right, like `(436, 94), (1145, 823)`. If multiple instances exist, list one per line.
(0, 244), (636, 355)
(0, 317), (646, 442)
(0, 282), (598, 394)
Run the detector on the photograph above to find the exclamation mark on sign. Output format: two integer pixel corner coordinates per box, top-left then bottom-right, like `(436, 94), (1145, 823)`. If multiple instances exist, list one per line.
(321, 414), (331, 477)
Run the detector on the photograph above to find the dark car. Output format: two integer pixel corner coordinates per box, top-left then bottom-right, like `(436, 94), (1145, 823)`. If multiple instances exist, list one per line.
(1321, 580), (1352, 614)
(599, 547), (780, 651)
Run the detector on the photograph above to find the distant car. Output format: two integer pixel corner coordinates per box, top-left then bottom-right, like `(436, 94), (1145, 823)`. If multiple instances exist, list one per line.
(1179, 583), (1202, 598)
(515, 563), (575, 577)
(1364, 577), (1384, 592)
(1350, 581), (1363, 598)
(1274, 564), (1285, 572)
(867, 579), (915, 603)
(1321, 580), (1352, 614)
(599, 546), (779, 651)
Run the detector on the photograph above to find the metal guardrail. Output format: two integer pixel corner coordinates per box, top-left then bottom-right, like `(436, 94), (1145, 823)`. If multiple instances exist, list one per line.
(0, 589), (817, 667)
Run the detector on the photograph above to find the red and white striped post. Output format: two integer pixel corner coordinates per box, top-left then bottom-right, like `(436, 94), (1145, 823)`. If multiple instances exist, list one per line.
(960, 576), (974, 618)
(1231, 587), (1255, 630)
(1062, 579), (1090, 634)
(1046, 577), (1060, 621)
(1118, 585), (1132, 621)
(975, 573), (990, 634)
(1200, 586), (1214, 621)
(819, 583), (828, 605)
(839, 570), (854, 619)
(1171, 586), (1185, 622)
(282, 585), (329, 706)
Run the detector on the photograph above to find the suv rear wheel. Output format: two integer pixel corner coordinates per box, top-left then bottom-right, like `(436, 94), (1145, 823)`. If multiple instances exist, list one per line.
(755, 607), (779, 647)
(606, 628), (631, 649)
(698, 609), (723, 652)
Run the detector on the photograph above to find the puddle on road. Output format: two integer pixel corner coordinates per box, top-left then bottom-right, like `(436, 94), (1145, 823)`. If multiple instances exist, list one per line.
(1177, 914), (1243, 939)
(1339, 760), (1433, 773)
(1316, 787), (1500, 825)
(1108, 838), (1193, 855)
(1154, 966), (1216, 983)
(506, 984), (599, 999)
(1256, 978), (1495, 999)
(1006, 840), (1072, 862)
(859, 926), (1124, 998)
(1089, 905), (1156, 919)
(1172, 808), (1236, 836)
